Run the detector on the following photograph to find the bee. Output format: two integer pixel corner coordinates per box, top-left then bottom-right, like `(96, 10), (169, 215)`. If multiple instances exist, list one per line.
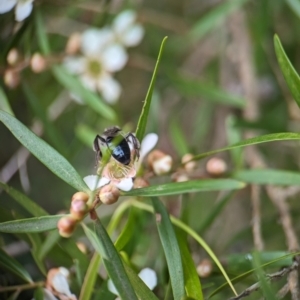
(93, 126), (140, 165)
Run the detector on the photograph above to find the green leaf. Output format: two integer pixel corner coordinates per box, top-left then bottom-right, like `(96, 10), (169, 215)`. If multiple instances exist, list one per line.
(0, 87), (14, 116)
(115, 208), (136, 251)
(38, 230), (60, 260)
(52, 66), (116, 121)
(233, 169), (300, 186)
(0, 248), (32, 282)
(274, 34), (300, 108)
(177, 231), (203, 300)
(33, 287), (44, 300)
(0, 110), (89, 192)
(124, 179), (245, 197)
(151, 197), (185, 300)
(130, 200), (238, 297)
(79, 252), (101, 300)
(0, 215), (63, 233)
(135, 37), (168, 142)
(82, 220), (138, 300)
(35, 10), (51, 54)
(171, 75), (246, 108)
(286, 0), (300, 19)
(124, 264), (159, 300)
(0, 181), (48, 217)
(189, 0), (249, 41)
(192, 132), (300, 161)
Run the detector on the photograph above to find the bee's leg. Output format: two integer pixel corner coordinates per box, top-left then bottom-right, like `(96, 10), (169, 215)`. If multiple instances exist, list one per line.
(93, 135), (105, 166)
(126, 133), (140, 160)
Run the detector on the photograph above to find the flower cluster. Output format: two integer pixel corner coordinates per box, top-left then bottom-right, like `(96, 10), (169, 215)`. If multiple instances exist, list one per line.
(63, 10), (144, 104)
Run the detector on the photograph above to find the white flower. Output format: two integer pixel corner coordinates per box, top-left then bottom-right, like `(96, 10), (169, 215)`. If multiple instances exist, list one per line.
(0, 0), (34, 22)
(108, 268), (157, 298)
(84, 133), (158, 192)
(64, 28), (128, 104)
(112, 10), (144, 47)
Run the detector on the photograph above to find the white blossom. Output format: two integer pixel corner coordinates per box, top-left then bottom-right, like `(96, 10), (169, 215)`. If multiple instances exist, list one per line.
(63, 28), (127, 104)
(0, 0), (34, 22)
(108, 268), (157, 298)
(112, 10), (144, 47)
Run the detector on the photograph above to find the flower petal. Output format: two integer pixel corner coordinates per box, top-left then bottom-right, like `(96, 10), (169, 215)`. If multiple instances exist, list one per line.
(140, 133), (158, 161)
(138, 268), (157, 290)
(63, 56), (86, 74)
(113, 10), (136, 34)
(81, 27), (113, 56)
(83, 175), (110, 191)
(0, 0), (16, 14)
(121, 24), (144, 47)
(15, 0), (33, 22)
(51, 272), (72, 296)
(98, 75), (121, 104)
(115, 178), (133, 191)
(80, 73), (98, 92)
(101, 44), (128, 72)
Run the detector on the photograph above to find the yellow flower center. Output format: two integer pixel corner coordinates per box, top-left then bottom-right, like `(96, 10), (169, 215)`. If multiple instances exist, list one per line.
(88, 59), (101, 77)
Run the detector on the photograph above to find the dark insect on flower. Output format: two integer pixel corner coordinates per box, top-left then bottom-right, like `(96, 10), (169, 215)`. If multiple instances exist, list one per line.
(93, 126), (140, 165)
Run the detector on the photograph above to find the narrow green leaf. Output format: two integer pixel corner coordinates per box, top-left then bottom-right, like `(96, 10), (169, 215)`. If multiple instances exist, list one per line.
(52, 66), (116, 121)
(192, 132), (300, 161)
(0, 215), (63, 233)
(33, 287), (44, 300)
(115, 208), (136, 251)
(171, 75), (246, 108)
(152, 197), (185, 300)
(0, 181), (48, 217)
(0, 87), (14, 116)
(177, 231), (203, 300)
(135, 37), (168, 141)
(82, 220), (138, 300)
(128, 200), (238, 297)
(79, 252), (101, 300)
(234, 169), (300, 186)
(124, 179), (245, 197)
(274, 34), (300, 108)
(286, 0), (300, 19)
(124, 264), (159, 300)
(35, 10), (51, 54)
(0, 248), (32, 282)
(198, 192), (235, 233)
(38, 230), (60, 260)
(189, 0), (249, 41)
(0, 110), (89, 192)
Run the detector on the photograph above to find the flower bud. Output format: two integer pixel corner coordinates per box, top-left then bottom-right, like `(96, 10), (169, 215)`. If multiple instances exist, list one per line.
(206, 157), (227, 177)
(147, 150), (173, 175)
(4, 69), (20, 89)
(7, 48), (20, 66)
(30, 53), (47, 73)
(57, 216), (77, 238)
(71, 191), (89, 203)
(76, 242), (88, 254)
(197, 259), (213, 278)
(65, 32), (81, 54)
(182, 153), (197, 172)
(172, 172), (189, 183)
(133, 177), (149, 189)
(99, 183), (120, 205)
(70, 200), (88, 220)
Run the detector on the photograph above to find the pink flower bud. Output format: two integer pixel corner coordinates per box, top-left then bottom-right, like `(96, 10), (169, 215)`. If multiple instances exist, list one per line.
(71, 191), (89, 203)
(30, 53), (47, 73)
(4, 69), (20, 89)
(70, 200), (88, 220)
(133, 177), (149, 189)
(206, 157), (227, 177)
(7, 48), (20, 66)
(99, 184), (120, 205)
(57, 216), (77, 238)
(182, 153), (197, 172)
(147, 150), (173, 175)
(197, 259), (213, 278)
(65, 32), (81, 55)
